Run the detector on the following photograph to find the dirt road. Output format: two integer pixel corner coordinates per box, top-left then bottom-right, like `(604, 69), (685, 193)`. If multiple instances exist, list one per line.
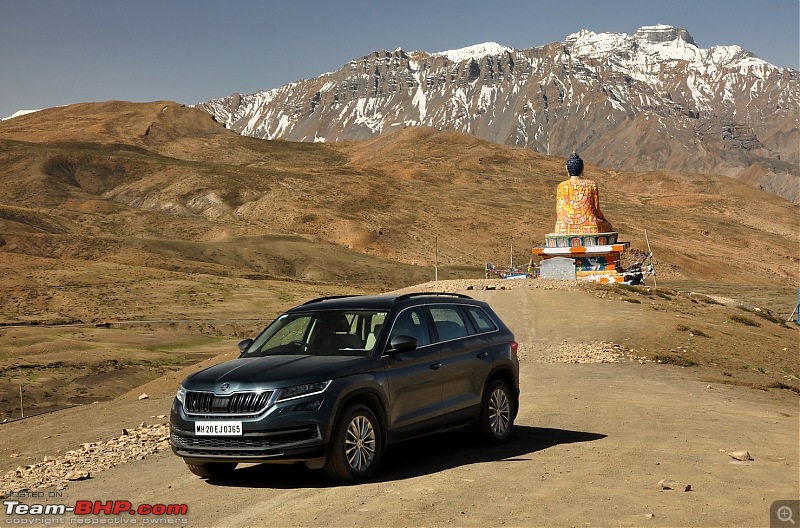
(1, 287), (797, 527)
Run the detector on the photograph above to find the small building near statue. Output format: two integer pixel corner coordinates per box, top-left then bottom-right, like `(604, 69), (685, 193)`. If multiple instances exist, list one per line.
(533, 152), (629, 283)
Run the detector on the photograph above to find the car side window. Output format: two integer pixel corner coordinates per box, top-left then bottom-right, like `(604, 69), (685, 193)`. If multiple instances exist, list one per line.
(464, 306), (497, 334)
(389, 307), (430, 346)
(364, 313), (386, 351)
(429, 306), (469, 342)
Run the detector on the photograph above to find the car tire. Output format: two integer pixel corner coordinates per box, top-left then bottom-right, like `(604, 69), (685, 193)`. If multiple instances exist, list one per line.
(324, 404), (382, 481)
(476, 379), (514, 444)
(185, 462), (237, 478)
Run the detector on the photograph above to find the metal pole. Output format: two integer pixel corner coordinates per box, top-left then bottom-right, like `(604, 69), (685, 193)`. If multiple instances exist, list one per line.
(19, 384), (24, 419)
(796, 288), (800, 326)
(434, 236), (438, 281)
(644, 229), (657, 288)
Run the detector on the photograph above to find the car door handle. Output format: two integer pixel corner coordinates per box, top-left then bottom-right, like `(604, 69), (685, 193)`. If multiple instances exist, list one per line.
(430, 363), (442, 370)
(477, 352), (489, 359)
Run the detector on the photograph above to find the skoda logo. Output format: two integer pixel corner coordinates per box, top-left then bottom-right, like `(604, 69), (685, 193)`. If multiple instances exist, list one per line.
(219, 383), (230, 392)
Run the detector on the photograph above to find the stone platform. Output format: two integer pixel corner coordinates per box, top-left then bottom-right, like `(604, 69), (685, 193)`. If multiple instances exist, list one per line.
(534, 233), (630, 283)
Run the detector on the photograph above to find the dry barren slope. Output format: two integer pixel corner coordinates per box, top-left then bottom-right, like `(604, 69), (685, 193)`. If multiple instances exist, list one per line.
(0, 101), (797, 289)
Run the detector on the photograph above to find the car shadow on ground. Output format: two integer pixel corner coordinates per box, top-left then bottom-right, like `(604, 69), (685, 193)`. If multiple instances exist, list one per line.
(205, 425), (606, 489)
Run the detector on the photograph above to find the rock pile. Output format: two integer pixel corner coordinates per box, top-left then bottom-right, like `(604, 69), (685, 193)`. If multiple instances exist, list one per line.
(391, 278), (581, 295)
(0, 422), (170, 498)
(544, 341), (650, 364)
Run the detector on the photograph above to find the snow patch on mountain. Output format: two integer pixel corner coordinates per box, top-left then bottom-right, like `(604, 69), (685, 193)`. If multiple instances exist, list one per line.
(2, 109), (42, 121)
(433, 42), (511, 62)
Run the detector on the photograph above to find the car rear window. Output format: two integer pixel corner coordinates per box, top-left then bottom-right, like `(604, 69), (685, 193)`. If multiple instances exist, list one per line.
(464, 306), (497, 333)
(429, 306), (469, 341)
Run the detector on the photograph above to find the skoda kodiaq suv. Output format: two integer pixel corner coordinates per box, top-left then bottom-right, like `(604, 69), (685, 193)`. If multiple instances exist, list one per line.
(170, 292), (520, 481)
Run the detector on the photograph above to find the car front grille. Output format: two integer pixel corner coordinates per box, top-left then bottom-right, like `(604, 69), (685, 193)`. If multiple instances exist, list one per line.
(173, 426), (320, 449)
(170, 426), (322, 457)
(185, 390), (273, 416)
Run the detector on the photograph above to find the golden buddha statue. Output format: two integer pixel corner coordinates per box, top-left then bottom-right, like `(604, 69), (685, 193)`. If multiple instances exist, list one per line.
(536, 152), (629, 280)
(553, 152), (613, 235)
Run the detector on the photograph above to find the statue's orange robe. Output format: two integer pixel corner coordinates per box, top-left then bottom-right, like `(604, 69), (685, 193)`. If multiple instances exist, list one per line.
(553, 178), (613, 235)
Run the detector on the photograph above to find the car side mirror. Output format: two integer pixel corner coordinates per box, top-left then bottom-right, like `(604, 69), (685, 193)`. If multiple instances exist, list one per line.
(387, 335), (418, 353)
(238, 338), (253, 355)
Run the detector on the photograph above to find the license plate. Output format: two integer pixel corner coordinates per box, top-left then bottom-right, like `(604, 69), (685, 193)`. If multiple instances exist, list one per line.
(194, 421), (243, 436)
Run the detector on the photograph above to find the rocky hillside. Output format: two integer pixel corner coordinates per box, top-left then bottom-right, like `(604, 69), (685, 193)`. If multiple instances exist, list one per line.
(0, 101), (796, 292)
(199, 25), (799, 203)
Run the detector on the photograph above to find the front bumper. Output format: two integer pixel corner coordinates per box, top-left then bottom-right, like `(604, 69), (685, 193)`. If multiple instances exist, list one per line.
(170, 424), (326, 465)
(169, 393), (334, 466)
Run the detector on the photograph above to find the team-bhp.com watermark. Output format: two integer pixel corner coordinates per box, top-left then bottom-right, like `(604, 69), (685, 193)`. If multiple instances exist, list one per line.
(4, 497), (189, 525)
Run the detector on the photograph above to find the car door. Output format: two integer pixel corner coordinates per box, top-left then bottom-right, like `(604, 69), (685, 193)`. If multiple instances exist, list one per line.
(382, 306), (444, 436)
(430, 304), (493, 422)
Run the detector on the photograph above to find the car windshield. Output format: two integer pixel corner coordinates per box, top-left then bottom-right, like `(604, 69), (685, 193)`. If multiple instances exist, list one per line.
(242, 309), (388, 358)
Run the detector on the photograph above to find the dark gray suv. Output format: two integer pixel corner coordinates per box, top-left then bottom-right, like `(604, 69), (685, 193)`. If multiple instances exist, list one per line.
(170, 292), (519, 481)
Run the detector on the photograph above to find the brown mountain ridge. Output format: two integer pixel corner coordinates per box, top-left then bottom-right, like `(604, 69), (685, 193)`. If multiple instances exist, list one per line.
(0, 101), (795, 290)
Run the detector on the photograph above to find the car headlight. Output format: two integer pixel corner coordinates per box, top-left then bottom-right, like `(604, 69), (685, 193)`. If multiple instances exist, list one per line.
(276, 380), (331, 402)
(176, 386), (186, 404)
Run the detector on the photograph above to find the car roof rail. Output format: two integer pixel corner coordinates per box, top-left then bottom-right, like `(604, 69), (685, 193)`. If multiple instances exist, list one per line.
(394, 292), (473, 302)
(302, 294), (362, 305)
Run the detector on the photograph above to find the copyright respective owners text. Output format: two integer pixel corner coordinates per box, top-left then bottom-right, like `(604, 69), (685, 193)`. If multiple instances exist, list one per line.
(772, 500), (800, 528)
(3, 491), (189, 525)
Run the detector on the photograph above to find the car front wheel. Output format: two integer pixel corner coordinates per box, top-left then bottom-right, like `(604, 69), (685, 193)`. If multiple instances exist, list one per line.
(477, 379), (514, 444)
(324, 404), (382, 481)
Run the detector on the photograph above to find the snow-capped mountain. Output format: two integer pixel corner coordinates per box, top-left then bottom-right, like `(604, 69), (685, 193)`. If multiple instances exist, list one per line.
(199, 25), (799, 202)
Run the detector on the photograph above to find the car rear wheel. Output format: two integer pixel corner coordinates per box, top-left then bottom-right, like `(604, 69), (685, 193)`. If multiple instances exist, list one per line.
(477, 379), (514, 444)
(186, 461), (237, 478)
(324, 404), (382, 481)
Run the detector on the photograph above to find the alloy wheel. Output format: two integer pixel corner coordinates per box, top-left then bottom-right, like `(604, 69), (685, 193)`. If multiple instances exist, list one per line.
(489, 386), (511, 436)
(345, 414), (376, 472)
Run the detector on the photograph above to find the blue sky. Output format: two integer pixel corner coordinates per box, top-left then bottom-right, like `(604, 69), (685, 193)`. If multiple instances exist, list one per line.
(1, 0), (798, 119)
